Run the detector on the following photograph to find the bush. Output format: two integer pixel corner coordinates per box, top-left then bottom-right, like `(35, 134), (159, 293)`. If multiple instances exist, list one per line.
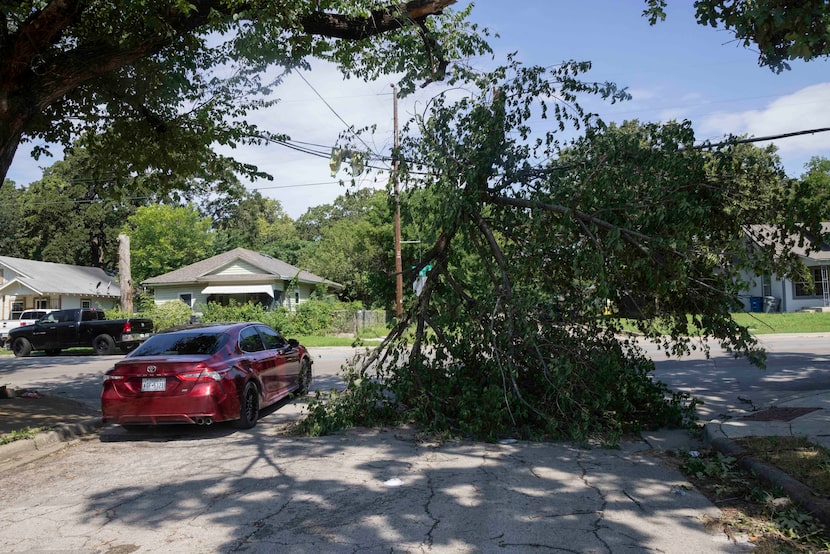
(146, 300), (194, 332)
(106, 300), (193, 333)
(196, 298), (373, 337)
(109, 297), (385, 338)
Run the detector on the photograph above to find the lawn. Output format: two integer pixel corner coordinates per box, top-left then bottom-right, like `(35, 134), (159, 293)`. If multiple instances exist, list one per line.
(731, 311), (830, 334)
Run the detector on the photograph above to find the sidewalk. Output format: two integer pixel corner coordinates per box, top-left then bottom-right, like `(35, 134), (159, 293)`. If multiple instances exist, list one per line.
(700, 390), (830, 527)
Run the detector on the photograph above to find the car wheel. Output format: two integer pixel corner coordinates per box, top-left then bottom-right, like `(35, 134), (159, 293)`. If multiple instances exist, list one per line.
(297, 357), (312, 396)
(93, 334), (117, 355)
(234, 382), (259, 429)
(44, 348), (61, 356)
(11, 337), (32, 357)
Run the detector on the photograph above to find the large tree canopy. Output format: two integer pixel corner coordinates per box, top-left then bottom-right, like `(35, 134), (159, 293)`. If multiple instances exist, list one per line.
(0, 0), (487, 187)
(646, 0), (830, 71)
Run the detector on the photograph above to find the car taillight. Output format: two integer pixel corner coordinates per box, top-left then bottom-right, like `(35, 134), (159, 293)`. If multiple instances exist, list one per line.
(122, 321), (132, 333)
(103, 375), (124, 381)
(180, 368), (229, 382)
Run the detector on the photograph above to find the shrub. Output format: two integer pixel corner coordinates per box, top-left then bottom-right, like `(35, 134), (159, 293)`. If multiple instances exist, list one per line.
(106, 300), (193, 333)
(146, 300), (194, 332)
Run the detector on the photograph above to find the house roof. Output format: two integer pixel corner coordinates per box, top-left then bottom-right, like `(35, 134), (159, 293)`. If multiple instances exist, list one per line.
(0, 256), (120, 298)
(141, 247), (343, 291)
(746, 223), (830, 262)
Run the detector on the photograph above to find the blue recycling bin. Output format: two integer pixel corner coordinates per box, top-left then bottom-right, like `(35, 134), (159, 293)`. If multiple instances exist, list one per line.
(749, 296), (763, 312)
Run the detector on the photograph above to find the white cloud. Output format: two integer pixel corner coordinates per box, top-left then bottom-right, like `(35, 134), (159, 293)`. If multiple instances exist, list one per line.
(699, 83), (830, 162)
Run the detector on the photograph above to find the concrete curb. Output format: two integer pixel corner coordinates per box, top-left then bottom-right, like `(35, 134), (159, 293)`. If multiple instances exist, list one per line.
(704, 423), (830, 528)
(0, 417), (103, 465)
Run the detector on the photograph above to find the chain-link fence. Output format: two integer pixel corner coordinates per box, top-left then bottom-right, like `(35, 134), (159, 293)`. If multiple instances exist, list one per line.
(330, 310), (387, 334)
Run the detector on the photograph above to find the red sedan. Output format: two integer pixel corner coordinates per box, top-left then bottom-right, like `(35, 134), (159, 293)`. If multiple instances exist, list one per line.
(101, 322), (312, 430)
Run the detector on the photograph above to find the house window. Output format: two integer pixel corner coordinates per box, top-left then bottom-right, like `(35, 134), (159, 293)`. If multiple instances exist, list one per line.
(762, 275), (772, 297)
(35, 298), (48, 309)
(295, 291), (300, 305)
(180, 293), (192, 307)
(11, 301), (23, 319)
(793, 267), (827, 298)
(81, 299), (91, 309)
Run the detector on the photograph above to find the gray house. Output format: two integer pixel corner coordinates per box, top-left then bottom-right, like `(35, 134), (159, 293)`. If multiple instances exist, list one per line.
(742, 224), (830, 313)
(0, 256), (121, 319)
(142, 247), (343, 311)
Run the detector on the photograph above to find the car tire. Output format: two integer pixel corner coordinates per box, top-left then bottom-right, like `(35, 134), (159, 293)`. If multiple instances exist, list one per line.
(93, 334), (117, 355)
(297, 357), (312, 396)
(234, 382), (259, 429)
(11, 337), (32, 357)
(45, 348), (61, 356)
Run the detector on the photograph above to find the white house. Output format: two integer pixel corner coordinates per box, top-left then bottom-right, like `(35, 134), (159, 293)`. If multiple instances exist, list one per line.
(0, 256), (121, 319)
(142, 247), (343, 311)
(742, 224), (830, 313)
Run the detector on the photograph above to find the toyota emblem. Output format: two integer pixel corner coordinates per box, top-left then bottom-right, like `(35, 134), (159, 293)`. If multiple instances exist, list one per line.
(146, 365), (157, 373)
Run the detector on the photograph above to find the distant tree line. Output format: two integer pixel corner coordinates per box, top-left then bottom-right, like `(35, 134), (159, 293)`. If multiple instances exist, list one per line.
(0, 144), (413, 311)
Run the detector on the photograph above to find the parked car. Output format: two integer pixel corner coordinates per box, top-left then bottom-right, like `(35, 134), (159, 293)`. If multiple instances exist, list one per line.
(101, 322), (312, 430)
(7, 308), (153, 357)
(0, 309), (59, 347)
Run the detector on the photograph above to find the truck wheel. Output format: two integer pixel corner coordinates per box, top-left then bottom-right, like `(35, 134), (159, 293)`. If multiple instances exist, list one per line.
(93, 334), (117, 355)
(120, 344), (138, 355)
(12, 337), (32, 357)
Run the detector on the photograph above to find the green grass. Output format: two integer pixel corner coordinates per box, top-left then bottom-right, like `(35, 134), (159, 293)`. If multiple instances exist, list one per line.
(294, 335), (385, 347)
(613, 311), (830, 336)
(0, 426), (45, 444)
(737, 436), (830, 496)
(732, 312), (830, 334)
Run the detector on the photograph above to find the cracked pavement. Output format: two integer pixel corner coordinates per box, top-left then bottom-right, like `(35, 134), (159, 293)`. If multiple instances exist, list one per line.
(0, 421), (746, 553)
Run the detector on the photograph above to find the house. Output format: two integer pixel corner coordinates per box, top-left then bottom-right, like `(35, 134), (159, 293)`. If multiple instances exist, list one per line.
(142, 247), (343, 311)
(0, 256), (121, 319)
(742, 224), (830, 313)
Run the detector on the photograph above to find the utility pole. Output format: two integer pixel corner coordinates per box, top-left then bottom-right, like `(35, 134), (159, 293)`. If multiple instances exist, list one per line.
(391, 84), (403, 318)
(118, 234), (133, 313)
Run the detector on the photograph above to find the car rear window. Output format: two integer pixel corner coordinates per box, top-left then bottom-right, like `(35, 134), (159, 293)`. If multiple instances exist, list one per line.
(131, 332), (228, 356)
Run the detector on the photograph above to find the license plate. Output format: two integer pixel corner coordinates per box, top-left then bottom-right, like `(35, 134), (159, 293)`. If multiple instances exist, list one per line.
(141, 378), (166, 392)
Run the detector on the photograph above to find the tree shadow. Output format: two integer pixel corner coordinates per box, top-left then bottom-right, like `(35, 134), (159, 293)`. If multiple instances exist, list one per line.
(652, 350), (830, 419)
(78, 428), (722, 552)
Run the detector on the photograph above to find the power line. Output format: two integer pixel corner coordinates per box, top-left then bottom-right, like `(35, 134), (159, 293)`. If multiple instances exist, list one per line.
(295, 71), (376, 155)
(13, 125), (830, 208)
(696, 127), (830, 150)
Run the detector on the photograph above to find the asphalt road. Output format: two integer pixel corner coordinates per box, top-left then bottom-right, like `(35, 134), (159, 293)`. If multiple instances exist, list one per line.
(2, 334), (828, 421)
(648, 333), (830, 420)
(0, 345), (362, 410)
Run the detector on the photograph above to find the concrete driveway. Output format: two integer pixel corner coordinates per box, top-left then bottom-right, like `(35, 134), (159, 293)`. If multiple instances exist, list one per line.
(0, 338), (827, 552)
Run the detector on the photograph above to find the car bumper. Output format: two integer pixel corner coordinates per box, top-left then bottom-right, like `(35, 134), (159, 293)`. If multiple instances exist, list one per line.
(101, 381), (239, 425)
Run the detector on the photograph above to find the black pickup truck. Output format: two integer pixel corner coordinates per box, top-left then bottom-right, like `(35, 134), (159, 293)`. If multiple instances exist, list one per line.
(7, 308), (153, 357)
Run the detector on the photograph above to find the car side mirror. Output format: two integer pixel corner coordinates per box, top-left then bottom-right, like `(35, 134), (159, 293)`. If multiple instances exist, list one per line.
(288, 338), (299, 348)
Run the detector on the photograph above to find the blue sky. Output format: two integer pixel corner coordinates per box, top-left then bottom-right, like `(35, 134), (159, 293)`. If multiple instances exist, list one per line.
(7, 1), (830, 219)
